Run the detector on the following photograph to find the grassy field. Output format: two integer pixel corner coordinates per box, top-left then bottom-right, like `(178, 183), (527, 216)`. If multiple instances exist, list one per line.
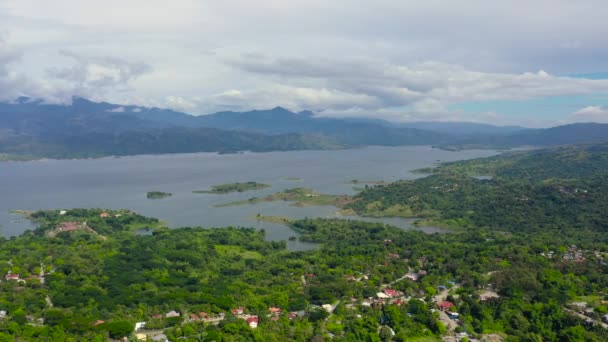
(214, 245), (263, 260)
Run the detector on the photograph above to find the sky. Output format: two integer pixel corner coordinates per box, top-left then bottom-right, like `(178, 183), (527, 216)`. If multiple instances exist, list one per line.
(1, 0), (608, 127)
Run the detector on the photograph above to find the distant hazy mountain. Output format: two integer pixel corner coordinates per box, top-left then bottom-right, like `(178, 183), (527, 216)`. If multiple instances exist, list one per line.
(436, 122), (608, 150)
(196, 107), (449, 146)
(2, 97), (608, 160)
(396, 121), (528, 136)
(0, 99), (454, 159)
(0, 98), (341, 158)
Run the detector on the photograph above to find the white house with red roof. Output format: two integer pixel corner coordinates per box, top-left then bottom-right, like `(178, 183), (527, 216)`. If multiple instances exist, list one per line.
(246, 316), (259, 328)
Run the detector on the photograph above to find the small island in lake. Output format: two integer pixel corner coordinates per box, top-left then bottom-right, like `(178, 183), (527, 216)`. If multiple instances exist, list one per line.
(146, 191), (172, 199)
(283, 177), (302, 181)
(216, 187), (353, 208)
(252, 214), (291, 224)
(193, 181), (271, 194)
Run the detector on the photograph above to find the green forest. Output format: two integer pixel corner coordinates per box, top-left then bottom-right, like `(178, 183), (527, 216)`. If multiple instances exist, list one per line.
(1, 144), (608, 341)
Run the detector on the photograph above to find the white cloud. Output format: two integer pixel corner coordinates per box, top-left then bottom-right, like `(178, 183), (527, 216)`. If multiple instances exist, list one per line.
(570, 106), (608, 123)
(164, 95), (198, 112)
(107, 106), (125, 112)
(1, 1), (608, 125)
(219, 56), (608, 122)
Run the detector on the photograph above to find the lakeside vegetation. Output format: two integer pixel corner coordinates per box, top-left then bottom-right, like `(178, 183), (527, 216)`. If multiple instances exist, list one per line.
(146, 191), (172, 199)
(193, 182), (271, 194)
(346, 143), (608, 234)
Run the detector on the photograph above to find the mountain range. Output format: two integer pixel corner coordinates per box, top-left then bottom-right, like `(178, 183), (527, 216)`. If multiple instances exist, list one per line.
(1, 97), (608, 159)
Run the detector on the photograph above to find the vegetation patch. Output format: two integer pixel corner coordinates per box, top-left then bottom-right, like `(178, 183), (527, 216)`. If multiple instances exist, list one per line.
(252, 214), (291, 224)
(193, 181), (271, 194)
(146, 191), (172, 199)
(214, 245), (263, 260)
(215, 187), (352, 208)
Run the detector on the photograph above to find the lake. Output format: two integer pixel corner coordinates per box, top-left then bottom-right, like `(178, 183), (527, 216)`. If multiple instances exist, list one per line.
(0, 146), (499, 250)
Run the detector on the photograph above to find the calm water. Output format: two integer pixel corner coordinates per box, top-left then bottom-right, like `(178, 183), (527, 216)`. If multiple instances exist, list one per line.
(0, 146), (498, 250)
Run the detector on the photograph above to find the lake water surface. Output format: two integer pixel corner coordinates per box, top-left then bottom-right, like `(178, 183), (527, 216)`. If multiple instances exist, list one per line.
(0, 146), (498, 250)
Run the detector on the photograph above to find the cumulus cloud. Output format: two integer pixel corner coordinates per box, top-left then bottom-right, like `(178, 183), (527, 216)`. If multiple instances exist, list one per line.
(2, 1), (608, 125)
(46, 50), (151, 99)
(220, 56), (608, 121)
(164, 95), (199, 112)
(0, 33), (39, 101)
(570, 106), (608, 123)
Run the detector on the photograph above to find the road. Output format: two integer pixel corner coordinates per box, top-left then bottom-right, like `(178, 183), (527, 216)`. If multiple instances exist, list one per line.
(564, 308), (608, 329)
(432, 285), (461, 332)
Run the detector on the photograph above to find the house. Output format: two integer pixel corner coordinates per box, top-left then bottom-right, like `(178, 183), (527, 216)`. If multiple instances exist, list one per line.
(0, 311), (6, 319)
(603, 314), (608, 323)
(231, 307), (245, 315)
(322, 304), (334, 313)
(438, 301), (455, 311)
(269, 307), (282, 315)
(151, 314), (163, 320)
(190, 313), (199, 320)
(59, 210), (67, 215)
(100, 212), (110, 218)
(199, 312), (208, 318)
(59, 222), (79, 232)
(288, 312), (298, 320)
(417, 270), (427, 276)
(376, 292), (390, 299)
(165, 310), (180, 318)
(392, 299), (405, 306)
(480, 290), (500, 301)
(571, 302), (587, 309)
(405, 273), (419, 281)
(270, 316), (279, 321)
(93, 320), (105, 326)
(150, 334), (169, 342)
(246, 316), (259, 328)
(384, 289), (399, 297)
(134, 322), (146, 330)
(437, 285), (447, 291)
(5, 273), (20, 281)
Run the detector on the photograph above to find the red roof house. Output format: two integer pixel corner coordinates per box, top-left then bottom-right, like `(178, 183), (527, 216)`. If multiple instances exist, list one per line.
(384, 289), (399, 297)
(246, 316), (259, 328)
(438, 301), (455, 311)
(231, 307), (244, 315)
(5, 274), (20, 281)
(60, 222), (79, 232)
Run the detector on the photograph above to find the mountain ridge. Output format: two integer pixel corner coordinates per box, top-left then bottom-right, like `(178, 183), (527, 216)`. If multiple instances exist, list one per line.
(2, 97), (608, 159)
